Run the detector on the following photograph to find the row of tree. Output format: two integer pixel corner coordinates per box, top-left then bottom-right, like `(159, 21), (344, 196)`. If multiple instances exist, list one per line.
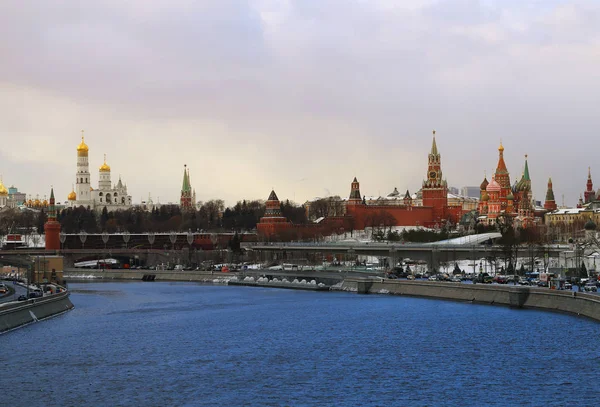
(0, 198), (310, 236)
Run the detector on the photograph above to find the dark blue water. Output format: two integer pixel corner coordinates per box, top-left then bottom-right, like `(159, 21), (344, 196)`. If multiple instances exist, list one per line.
(2, 282), (599, 406)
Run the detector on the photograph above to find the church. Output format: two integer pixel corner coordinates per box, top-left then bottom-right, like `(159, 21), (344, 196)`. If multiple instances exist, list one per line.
(67, 132), (132, 212)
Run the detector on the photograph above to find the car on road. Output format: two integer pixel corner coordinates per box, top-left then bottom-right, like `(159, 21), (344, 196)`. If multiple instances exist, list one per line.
(584, 283), (598, 292)
(17, 295), (27, 301)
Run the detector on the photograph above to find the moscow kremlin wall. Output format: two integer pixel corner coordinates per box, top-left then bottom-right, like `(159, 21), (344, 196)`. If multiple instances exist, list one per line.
(257, 132), (463, 240)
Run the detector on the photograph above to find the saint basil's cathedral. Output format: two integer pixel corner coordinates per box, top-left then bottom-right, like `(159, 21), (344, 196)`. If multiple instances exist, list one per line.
(477, 143), (540, 227)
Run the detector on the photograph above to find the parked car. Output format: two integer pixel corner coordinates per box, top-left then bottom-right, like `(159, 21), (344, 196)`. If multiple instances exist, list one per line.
(584, 283), (598, 292)
(17, 295), (27, 301)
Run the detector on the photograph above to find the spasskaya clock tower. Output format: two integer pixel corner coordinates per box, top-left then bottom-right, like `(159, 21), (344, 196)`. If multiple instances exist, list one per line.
(422, 130), (448, 224)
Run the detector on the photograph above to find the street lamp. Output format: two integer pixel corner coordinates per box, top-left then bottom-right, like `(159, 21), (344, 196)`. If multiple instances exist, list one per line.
(123, 230), (130, 250)
(79, 231), (87, 250)
(348, 248), (355, 278)
(102, 231), (109, 250)
(169, 231), (177, 251)
(59, 232), (66, 252)
(148, 232), (155, 251)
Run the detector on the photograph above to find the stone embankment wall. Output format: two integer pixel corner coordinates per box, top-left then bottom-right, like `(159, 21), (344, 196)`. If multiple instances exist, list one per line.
(64, 269), (344, 286)
(64, 269), (229, 283)
(342, 279), (600, 321)
(0, 291), (74, 333)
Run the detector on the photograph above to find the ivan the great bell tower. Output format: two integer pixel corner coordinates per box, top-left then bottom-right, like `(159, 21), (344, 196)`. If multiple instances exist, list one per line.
(421, 130), (448, 224)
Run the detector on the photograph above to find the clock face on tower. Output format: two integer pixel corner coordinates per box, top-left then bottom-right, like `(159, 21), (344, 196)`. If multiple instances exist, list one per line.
(429, 171), (437, 179)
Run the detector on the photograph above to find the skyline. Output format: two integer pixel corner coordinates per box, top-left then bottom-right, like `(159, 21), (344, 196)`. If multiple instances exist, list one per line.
(1, 1), (600, 206)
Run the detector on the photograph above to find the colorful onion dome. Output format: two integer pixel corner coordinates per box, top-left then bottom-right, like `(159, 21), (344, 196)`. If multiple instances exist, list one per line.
(0, 179), (8, 196)
(480, 177), (489, 190)
(486, 177), (501, 193)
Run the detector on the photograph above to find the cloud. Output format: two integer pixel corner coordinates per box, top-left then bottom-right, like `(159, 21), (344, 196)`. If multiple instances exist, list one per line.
(0, 0), (599, 207)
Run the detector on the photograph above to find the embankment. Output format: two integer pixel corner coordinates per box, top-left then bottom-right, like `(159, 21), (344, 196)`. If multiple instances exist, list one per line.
(0, 291), (74, 333)
(341, 279), (600, 321)
(64, 269), (228, 283)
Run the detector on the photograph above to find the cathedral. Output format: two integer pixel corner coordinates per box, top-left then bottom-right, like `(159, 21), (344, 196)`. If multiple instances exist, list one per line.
(68, 132), (132, 212)
(477, 143), (538, 226)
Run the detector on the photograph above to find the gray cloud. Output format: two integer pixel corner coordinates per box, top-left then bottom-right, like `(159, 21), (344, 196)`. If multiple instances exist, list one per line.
(0, 0), (599, 206)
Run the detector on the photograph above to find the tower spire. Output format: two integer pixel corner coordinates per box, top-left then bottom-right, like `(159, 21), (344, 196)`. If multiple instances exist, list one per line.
(430, 130), (438, 156)
(544, 176), (557, 211)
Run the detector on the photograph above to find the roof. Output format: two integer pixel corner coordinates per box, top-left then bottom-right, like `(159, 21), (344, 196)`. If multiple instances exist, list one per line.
(267, 190), (279, 201)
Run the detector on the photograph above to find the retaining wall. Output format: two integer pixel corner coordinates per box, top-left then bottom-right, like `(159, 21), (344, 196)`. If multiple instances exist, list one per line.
(0, 291), (74, 333)
(342, 279), (600, 321)
(64, 270), (225, 282)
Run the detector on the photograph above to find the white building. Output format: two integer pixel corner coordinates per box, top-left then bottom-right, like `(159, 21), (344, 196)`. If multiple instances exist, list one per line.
(68, 133), (132, 212)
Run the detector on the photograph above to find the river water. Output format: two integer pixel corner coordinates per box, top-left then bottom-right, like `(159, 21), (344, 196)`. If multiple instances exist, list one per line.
(1, 281), (599, 406)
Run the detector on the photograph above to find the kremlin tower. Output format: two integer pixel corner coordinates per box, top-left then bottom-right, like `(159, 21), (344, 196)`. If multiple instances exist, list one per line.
(256, 190), (292, 238)
(348, 177), (362, 205)
(584, 167), (596, 203)
(421, 130), (448, 223)
(544, 178), (557, 211)
(180, 165), (193, 210)
(44, 187), (61, 250)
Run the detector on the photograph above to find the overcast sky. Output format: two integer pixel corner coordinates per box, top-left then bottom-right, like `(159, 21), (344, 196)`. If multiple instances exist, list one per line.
(1, 0), (598, 207)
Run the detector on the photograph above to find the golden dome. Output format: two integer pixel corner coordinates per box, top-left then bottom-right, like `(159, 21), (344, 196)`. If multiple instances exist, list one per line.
(498, 141), (504, 152)
(77, 132), (89, 156)
(99, 154), (111, 172)
(42, 200), (48, 207)
(68, 188), (76, 201)
(34, 199), (41, 207)
(0, 179), (7, 196)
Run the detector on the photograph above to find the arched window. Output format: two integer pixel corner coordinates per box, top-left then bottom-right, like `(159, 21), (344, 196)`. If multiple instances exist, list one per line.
(122, 197), (125, 204)
(99, 192), (103, 196)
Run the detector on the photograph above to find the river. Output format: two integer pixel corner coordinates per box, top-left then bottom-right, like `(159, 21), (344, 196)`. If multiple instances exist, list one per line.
(1, 281), (599, 406)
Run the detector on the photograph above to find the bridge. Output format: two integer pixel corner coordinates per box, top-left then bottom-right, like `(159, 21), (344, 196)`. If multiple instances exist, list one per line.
(246, 241), (567, 272)
(0, 240), (568, 272)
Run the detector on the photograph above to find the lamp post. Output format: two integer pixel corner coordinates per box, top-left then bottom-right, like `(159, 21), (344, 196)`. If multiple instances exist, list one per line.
(187, 230), (194, 266)
(123, 230), (130, 250)
(169, 231), (177, 251)
(79, 231), (87, 250)
(348, 248), (355, 279)
(148, 232), (155, 251)
(102, 231), (109, 250)
(59, 232), (66, 252)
